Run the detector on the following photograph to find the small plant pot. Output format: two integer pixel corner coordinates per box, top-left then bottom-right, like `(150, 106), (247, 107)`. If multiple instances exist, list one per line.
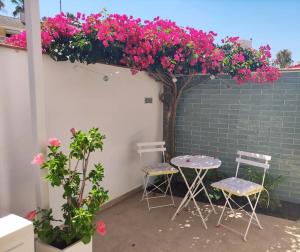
(35, 238), (92, 252)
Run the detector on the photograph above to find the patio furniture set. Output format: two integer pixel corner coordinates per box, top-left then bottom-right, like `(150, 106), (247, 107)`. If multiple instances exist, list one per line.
(137, 142), (271, 241)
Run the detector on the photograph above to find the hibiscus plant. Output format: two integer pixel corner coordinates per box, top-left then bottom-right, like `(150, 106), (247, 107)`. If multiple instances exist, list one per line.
(29, 127), (108, 249)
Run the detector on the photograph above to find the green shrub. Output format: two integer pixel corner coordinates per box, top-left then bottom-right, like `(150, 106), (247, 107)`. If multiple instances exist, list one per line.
(246, 167), (284, 210)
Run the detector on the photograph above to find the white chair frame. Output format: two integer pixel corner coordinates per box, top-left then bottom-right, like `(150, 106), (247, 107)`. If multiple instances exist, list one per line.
(215, 151), (271, 241)
(137, 141), (177, 211)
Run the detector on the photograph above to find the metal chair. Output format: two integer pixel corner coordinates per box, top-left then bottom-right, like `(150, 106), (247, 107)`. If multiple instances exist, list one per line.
(137, 141), (178, 211)
(211, 151), (271, 241)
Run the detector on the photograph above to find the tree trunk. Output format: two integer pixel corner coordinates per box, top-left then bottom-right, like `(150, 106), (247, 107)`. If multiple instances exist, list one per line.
(149, 71), (194, 161)
(165, 92), (177, 160)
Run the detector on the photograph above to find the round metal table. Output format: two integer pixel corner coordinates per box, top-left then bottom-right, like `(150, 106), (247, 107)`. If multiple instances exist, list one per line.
(171, 155), (221, 229)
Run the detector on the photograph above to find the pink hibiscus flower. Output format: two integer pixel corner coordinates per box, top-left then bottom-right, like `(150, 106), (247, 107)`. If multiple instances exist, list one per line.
(70, 128), (77, 136)
(96, 220), (106, 236)
(26, 210), (37, 221)
(31, 153), (44, 166)
(48, 138), (61, 147)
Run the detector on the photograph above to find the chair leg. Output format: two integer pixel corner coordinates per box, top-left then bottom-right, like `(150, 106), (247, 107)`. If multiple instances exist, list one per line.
(164, 175), (169, 196)
(244, 194), (263, 241)
(141, 174), (177, 211)
(141, 175), (147, 201)
(217, 191), (231, 226)
(143, 175), (151, 211)
(250, 193), (263, 230)
(225, 193), (236, 217)
(216, 190), (264, 241)
(167, 174), (175, 206)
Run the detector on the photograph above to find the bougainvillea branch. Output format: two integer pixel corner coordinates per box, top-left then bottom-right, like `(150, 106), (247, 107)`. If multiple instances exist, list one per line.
(5, 12), (280, 158)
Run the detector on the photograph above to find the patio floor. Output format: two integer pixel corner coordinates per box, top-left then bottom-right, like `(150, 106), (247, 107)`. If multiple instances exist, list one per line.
(94, 192), (300, 252)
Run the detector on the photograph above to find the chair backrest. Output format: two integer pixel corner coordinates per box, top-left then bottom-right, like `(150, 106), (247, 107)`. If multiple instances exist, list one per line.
(137, 141), (166, 163)
(235, 150), (271, 186)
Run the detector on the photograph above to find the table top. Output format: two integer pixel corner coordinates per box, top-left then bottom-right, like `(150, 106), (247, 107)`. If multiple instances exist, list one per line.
(171, 155), (221, 170)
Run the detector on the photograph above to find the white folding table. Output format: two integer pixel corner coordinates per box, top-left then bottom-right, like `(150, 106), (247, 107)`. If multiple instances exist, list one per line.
(171, 155), (221, 229)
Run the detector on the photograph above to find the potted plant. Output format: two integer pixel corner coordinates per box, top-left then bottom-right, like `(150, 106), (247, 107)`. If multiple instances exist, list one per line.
(28, 127), (108, 251)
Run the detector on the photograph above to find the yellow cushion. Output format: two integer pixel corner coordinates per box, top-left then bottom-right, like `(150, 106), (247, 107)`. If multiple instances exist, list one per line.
(211, 177), (263, 196)
(143, 163), (178, 176)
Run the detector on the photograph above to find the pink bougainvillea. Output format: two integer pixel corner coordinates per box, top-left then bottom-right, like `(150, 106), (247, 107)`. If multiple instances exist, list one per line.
(5, 30), (27, 48)
(42, 13), (80, 39)
(5, 12), (280, 84)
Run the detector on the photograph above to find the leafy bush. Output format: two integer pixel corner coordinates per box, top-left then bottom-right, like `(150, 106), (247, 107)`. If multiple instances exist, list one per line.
(204, 170), (226, 201)
(246, 167), (284, 210)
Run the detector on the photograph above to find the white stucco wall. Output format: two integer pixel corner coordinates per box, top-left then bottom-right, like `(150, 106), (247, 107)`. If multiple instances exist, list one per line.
(0, 46), (163, 217)
(0, 47), (34, 217)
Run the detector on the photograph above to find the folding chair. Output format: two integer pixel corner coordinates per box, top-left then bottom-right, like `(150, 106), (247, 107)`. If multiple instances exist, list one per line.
(211, 151), (271, 241)
(137, 141), (178, 211)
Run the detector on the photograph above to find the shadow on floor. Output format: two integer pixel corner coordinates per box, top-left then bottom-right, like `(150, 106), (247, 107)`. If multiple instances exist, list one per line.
(170, 180), (300, 221)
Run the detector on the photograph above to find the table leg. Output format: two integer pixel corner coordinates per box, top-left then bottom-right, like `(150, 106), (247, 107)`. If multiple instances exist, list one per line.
(183, 169), (217, 214)
(201, 180), (217, 214)
(183, 169), (206, 208)
(171, 167), (202, 220)
(172, 167), (208, 229)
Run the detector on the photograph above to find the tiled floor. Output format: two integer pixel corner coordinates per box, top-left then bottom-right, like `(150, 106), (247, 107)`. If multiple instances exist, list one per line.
(94, 192), (300, 252)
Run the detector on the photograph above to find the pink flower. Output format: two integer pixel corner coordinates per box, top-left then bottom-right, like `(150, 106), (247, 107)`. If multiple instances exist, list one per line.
(26, 210), (37, 221)
(133, 55), (141, 63)
(48, 138), (61, 147)
(31, 153), (44, 166)
(103, 40), (109, 48)
(160, 56), (171, 69)
(96, 220), (106, 236)
(174, 54), (180, 61)
(4, 31), (27, 48)
(4, 11), (280, 86)
(232, 52), (245, 65)
(228, 36), (240, 43)
(190, 59), (197, 66)
(70, 128), (77, 136)
(41, 31), (52, 48)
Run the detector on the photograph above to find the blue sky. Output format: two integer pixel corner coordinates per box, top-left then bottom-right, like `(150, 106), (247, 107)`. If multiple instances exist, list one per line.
(1, 0), (300, 62)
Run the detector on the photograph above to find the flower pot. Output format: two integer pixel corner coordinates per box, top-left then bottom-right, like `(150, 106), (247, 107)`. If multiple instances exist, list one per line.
(35, 238), (92, 252)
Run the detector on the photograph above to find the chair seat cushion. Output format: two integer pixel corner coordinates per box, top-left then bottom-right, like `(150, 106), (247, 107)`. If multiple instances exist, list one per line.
(143, 163), (178, 176)
(211, 177), (263, 196)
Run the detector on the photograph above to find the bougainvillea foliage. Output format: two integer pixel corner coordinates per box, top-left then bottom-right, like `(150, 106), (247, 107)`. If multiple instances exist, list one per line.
(5, 12), (280, 83)
(5, 11), (281, 158)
